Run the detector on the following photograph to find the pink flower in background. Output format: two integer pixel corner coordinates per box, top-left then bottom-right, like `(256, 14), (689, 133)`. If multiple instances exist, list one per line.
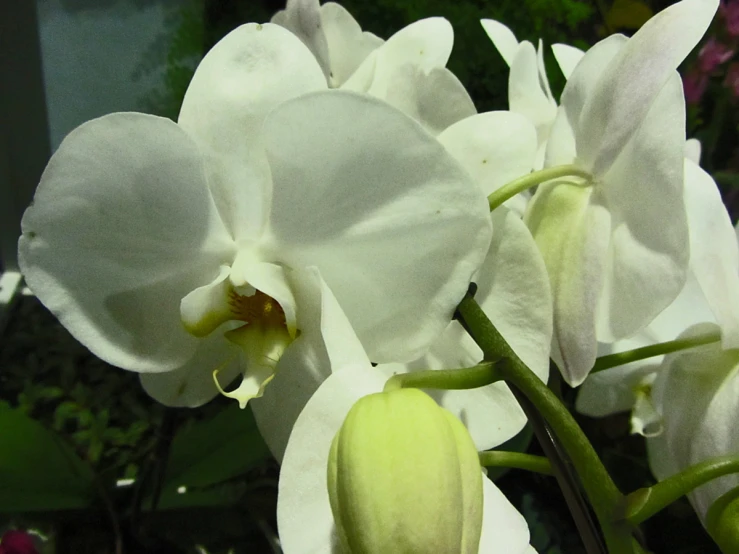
(698, 37), (735, 72)
(684, 70), (710, 104)
(725, 61), (739, 96)
(722, 0), (739, 37)
(0, 531), (39, 554)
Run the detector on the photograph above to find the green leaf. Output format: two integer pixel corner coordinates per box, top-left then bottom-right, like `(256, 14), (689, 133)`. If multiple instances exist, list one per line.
(146, 405), (269, 509)
(0, 402), (95, 512)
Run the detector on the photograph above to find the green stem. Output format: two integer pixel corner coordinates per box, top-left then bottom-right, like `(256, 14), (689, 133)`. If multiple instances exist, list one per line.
(591, 331), (721, 374)
(383, 362), (501, 392)
(479, 450), (553, 475)
(487, 164), (591, 212)
(456, 293), (634, 554)
(625, 456), (739, 525)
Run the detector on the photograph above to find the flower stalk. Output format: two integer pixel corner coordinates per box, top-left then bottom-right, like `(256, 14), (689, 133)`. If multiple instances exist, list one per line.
(625, 456), (739, 525)
(591, 331), (721, 374)
(487, 164), (592, 212)
(456, 292), (635, 554)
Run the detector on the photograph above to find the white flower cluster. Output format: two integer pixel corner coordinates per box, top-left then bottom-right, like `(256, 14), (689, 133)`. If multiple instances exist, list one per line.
(18, 0), (739, 551)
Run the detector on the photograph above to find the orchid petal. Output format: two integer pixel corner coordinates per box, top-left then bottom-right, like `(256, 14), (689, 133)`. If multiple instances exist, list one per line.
(525, 184), (610, 386)
(382, 65), (477, 136)
(139, 331), (241, 407)
(648, 329), (739, 519)
(404, 207), (552, 449)
(536, 40), (554, 101)
(18, 113), (235, 373)
(577, 0), (718, 175)
(596, 75), (689, 340)
(684, 159), (739, 348)
(320, 1), (384, 87)
(688, 359), (739, 518)
(685, 138), (702, 164)
(509, 42), (558, 144)
(271, 0), (332, 80)
(552, 43), (585, 80)
(180, 265), (233, 337)
(178, 23), (326, 241)
(262, 90), (492, 363)
(478, 480), (532, 554)
(557, 34), (626, 152)
(437, 111), (538, 207)
(343, 18), (454, 97)
(480, 19), (519, 66)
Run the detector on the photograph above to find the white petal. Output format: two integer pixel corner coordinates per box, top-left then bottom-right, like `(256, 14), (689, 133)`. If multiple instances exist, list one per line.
(557, 34), (626, 157)
(480, 19), (519, 66)
(320, 1), (384, 87)
(647, 333), (739, 520)
(139, 331), (241, 407)
(277, 364), (392, 554)
(178, 23), (326, 241)
(262, 90), (492, 363)
(596, 75), (689, 341)
(685, 138), (702, 164)
(509, 42), (558, 145)
(478, 478), (532, 554)
(382, 65), (477, 136)
(577, 0), (718, 175)
(684, 159), (739, 349)
(180, 265), (233, 337)
(525, 184), (611, 386)
(343, 18), (454, 96)
(271, 0), (332, 80)
(689, 362), (739, 518)
(536, 40), (554, 101)
(479, 208), (552, 384)
(18, 113), (235, 373)
(552, 43), (585, 80)
(403, 207), (552, 450)
(437, 111), (538, 198)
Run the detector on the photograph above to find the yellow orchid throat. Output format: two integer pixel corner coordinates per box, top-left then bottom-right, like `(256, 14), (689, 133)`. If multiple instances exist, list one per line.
(214, 288), (295, 409)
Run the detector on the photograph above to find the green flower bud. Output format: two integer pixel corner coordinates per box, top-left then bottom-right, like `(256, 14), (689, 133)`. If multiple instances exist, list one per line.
(327, 388), (483, 554)
(706, 487), (739, 554)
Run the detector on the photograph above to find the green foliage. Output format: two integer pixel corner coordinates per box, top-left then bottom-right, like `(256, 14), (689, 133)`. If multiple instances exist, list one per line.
(1, 297), (275, 551)
(0, 402), (95, 512)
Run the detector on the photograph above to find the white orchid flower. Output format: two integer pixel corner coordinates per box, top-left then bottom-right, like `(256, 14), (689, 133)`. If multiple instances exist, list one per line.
(18, 23), (493, 457)
(273, 0), (477, 136)
(278, 362), (535, 554)
(480, 20), (585, 169)
(271, 0), (383, 86)
(577, 143), (739, 434)
(646, 326), (739, 525)
(523, 0), (718, 387)
(480, 19), (557, 169)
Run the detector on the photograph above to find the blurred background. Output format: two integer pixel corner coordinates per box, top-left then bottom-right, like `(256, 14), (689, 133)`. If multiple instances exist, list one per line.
(0, 0), (734, 552)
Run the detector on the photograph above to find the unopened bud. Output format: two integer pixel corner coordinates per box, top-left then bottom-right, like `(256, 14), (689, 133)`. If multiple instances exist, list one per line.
(327, 388), (483, 554)
(706, 488), (739, 554)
